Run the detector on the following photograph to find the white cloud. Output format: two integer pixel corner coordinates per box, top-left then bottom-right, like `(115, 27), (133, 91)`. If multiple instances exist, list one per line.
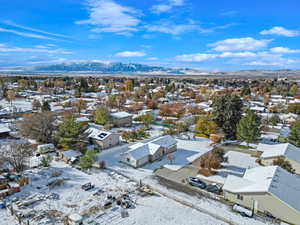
(0, 45), (72, 54)
(115, 51), (146, 57)
(34, 45), (51, 49)
(176, 50), (298, 67)
(219, 51), (257, 58)
(151, 0), (184, 14)
(76, 0), (141, 35)
(0, 27), (58, 40)
(145, 20), (206, 36)
(3, 20), (71, 39)
(147, 57), (158, 60)
(260, 26), (299, 37)
(245, 58), (297, 66)
(209, 37), (271, 52)
(176, 53), (218, 62)
(270, 47), (300, 54)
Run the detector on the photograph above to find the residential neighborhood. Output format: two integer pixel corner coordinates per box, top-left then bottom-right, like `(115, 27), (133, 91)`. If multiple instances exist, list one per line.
(1, 75), (300, 225)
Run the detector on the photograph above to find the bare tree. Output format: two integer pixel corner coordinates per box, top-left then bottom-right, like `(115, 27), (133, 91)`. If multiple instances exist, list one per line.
(0, 142), (33, 172)
(19, 112), (56, 143)
(6, 89), (16, 107)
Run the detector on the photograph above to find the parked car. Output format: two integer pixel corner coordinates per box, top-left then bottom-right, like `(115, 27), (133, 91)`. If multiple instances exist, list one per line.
(232, 204), (253, 218)
(81, 182), (94, 191)
(188, 177), (207, 189)
(206, 184), (222, 194)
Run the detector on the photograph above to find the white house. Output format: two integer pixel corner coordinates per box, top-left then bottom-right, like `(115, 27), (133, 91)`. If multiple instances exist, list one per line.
(86, 127), (120, 150)
(257, 143), (300, 174)
(223, 166), (300, 225)
(120, 135), (177, 168)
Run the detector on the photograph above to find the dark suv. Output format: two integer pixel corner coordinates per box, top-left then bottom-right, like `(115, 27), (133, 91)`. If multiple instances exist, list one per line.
(188, 177), (207, 189)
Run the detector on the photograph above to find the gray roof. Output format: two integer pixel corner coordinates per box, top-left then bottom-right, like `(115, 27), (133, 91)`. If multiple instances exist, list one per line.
(62, 150), (82, 160)
(111, 111), (132, 119)
(124, 135), (177, 160)
(224, 166), (300, 213)
(259, 143), (300, 165)
(127, 144), (150, 159)
(150, 135), (177, 148)
(0, 124), (10, 134)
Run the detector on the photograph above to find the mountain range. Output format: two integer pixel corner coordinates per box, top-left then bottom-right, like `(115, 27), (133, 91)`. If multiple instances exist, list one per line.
(17, 61), (189, 74)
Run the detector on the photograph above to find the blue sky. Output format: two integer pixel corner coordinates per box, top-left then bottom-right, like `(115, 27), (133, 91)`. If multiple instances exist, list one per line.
(0, 0), (300, 70)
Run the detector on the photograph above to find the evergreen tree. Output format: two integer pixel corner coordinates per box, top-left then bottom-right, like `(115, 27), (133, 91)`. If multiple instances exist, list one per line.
(237, 110), (261, 145)
(212, 93), (243, 139)
(288, 117), (300, 147)
(56, 115), (86, 150)
(42, 101), (51, 112)
(241, 87), (251, 96)
(79, 150), (97, 170)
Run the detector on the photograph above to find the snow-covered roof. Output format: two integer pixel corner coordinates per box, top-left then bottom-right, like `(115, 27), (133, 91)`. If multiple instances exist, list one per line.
(250, 106), (265, 112)
(150, 135), (177, 148)
(0, 124), (10, 134)
(76, 117), (90, 123)
(62, 150), (82, 160)
(111, 111), (132, 119)
(126, 144), (152, 159)
(223, 166), (300, 213)
(279, 127), (290, 138)
(258, 143), (300, 164)
(124, 136), (177, 160)
(86, 127), (112, 141)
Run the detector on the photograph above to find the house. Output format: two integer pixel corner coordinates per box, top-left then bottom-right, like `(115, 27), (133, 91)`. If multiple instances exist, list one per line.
(120, 135), (177, 168)
(111, 111), (133, 127)
(86, 127), (120, 150)
(223, 166), (300, 225)
(60, 150), (82, 164)
(257, 143), (300, 174)
(37, 144), (56, 154)
(0, 124), (10, 138)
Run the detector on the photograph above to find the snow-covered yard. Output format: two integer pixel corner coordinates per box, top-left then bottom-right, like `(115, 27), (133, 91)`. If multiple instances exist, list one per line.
(0, 161), (228, 225)
(0, 98), (32, 112)
(98, 140), (274, 225)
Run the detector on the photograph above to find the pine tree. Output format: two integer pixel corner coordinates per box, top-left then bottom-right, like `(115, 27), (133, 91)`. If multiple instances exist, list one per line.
(236, 110), (261, 145)
(212, 93), (243, 139)
(56, 115), (86, 150)
(288, 117), (300, 147)
(79, 150), (97, 170)
(42, 101), (51, 112)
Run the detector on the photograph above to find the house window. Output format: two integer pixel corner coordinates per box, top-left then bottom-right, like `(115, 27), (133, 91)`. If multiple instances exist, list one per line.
(237, 194), (243, 200)
(127, 158), (130, 162)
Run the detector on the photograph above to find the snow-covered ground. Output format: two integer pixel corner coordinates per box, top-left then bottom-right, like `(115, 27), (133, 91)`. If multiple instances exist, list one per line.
(0, 98), (32, 112)
(98, 140), (275, 225)
(1, 139), (274, 225)
(0, 161), (228, 225)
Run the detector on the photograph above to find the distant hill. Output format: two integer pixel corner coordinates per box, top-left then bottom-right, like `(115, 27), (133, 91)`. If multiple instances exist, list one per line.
(21, 61), (188, 74)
